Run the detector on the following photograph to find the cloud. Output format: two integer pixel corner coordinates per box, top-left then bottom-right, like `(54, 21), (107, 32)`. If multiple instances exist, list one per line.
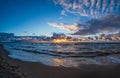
(52, 0), (120, 35)
(73, 15), (120, 35)
(53, 0), (120, 19)
(61, 10), (67, 16)
(48, 22), (80, 32)
(99, 32), (120, 40)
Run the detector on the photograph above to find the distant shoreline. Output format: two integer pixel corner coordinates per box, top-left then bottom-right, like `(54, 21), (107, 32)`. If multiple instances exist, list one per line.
(6, 40), (120, 44)
(1, 40), (120, 44)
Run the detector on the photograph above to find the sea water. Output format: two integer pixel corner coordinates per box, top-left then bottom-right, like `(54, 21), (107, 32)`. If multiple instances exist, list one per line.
(2, 41), (120, 67)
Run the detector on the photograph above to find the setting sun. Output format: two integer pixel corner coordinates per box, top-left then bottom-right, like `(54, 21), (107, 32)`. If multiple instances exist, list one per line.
(52, 38), (68, 43)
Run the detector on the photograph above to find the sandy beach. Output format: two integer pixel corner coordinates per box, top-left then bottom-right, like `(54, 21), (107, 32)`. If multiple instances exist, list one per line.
(1, 44), (120, 78)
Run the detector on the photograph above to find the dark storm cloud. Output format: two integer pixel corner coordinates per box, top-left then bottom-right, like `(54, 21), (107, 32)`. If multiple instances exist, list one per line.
(73, 15), (120, 35)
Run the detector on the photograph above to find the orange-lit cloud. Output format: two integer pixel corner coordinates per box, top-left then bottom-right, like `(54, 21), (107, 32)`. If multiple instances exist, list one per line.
(48, 22), (80, 32)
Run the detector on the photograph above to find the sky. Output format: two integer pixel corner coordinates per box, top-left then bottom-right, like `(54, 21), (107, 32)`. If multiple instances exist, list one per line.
(0, 0), (120, 36)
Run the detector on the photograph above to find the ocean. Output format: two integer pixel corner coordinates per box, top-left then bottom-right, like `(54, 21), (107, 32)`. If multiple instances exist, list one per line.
(2, 41), (120, 67)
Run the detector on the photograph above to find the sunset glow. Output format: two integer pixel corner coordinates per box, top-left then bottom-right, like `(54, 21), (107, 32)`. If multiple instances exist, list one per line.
(52, 38), (68, 43)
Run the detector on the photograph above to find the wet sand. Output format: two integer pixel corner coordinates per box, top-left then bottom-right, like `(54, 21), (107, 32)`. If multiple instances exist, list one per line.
(1, 44), (120, 78)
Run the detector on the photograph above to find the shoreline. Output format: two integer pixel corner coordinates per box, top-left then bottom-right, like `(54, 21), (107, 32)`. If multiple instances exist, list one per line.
(1, 44), (120, 78)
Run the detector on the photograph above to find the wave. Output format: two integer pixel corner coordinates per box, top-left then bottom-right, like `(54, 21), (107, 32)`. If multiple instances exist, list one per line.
(12, 47), (120, 58)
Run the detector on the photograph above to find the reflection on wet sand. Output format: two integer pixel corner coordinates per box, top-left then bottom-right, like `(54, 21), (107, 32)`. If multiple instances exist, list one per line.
(53, 58), (79, 67)
(53, 58), (65, 66)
